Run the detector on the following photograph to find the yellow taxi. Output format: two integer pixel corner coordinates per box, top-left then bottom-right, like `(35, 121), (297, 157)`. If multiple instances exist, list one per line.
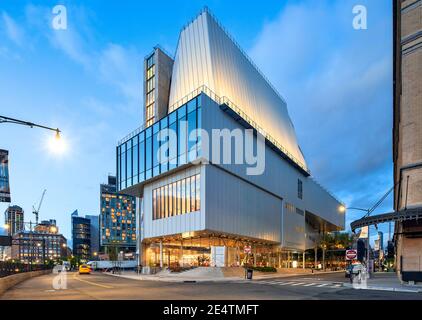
(78, 264), (91, 275)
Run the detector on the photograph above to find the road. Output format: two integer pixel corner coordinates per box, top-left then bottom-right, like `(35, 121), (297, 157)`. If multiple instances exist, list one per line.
(1, 271), (421, 300)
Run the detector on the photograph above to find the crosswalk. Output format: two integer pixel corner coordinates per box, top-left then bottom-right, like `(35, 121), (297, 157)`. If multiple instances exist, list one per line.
(234, 279), (344, 289)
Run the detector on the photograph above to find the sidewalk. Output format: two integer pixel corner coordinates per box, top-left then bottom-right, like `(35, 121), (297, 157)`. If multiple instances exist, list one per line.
(343, 272), (422, 293)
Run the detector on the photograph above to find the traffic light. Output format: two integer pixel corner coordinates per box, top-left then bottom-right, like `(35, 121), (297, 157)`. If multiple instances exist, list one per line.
(357, 239), (366, 262)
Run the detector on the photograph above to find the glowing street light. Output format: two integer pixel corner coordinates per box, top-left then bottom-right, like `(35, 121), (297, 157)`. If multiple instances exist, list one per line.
(0, 115), (64, 155)
(47, 130), (67, 156)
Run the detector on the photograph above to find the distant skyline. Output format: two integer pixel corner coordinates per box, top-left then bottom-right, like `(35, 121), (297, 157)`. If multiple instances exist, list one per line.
(0, 0), (393, 245)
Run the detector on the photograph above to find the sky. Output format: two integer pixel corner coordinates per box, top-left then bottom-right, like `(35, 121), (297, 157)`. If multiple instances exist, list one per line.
(0, 0), (393, 246)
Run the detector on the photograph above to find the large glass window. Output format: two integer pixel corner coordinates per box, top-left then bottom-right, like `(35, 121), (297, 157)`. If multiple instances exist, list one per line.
(145, 127), (152, 179)
(190, 175), (196, 212)
(152, 174), (200, 220)
(121, 148), (126, 189)
(176, 180), (181, 215)
(186, 176), (191, 214)
(178, 105), (187, 166)
(195, 174), (200, 211)
(126, 141), (132, 187)
(118, 95), (202, 191)
(168, 183), (173, 217)
(133, 138), (139, 182)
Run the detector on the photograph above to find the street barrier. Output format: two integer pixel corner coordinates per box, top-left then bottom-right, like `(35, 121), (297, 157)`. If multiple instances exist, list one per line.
(0, 269), (52, 296)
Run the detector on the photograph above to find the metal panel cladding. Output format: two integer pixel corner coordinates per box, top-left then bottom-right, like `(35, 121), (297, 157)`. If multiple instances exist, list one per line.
(169, 10), (308, 170)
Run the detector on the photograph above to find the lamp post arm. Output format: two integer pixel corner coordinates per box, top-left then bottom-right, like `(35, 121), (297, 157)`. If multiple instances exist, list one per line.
(0, 115), (60, 134)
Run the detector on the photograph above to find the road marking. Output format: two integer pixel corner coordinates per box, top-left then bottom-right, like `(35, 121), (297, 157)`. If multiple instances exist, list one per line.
(317, 283), (329, 287)
(303, 283), (317, 287)
(72, 273), (114, 289)
(291, 282), (306, 286)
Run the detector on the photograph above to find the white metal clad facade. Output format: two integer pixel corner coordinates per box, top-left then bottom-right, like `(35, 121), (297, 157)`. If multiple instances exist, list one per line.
(168, 10), (307, 171)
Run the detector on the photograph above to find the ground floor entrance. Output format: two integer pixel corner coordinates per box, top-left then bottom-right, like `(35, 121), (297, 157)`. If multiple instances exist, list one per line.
(141, 234), (310, 270)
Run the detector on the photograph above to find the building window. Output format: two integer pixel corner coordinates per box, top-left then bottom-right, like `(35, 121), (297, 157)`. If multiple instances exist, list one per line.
(285, 202), (295, 213)
(118, 96), (201, 191)
(152, 174), (200, 220)
(298, 179), (303, 199)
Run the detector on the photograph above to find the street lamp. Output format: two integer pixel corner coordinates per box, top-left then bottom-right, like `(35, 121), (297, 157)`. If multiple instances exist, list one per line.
(0, 115), (65, 155)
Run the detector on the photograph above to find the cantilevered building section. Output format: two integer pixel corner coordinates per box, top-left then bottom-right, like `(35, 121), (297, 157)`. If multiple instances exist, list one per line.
(169, 11), (307, 171)
(117, 9), (344, 269)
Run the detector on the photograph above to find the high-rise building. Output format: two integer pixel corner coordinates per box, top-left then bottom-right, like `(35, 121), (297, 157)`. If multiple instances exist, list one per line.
(116, 9), (344, 268)
(71, 210), (91, 262)
(86, 215), (100, 257)
(4, 205), (24, 236)
(100, 176), (136, 251)
(393, 0), (422, 281)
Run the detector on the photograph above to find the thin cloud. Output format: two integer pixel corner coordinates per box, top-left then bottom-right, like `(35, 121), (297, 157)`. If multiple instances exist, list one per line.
(23, 4), (142, 115)
(249, 0), (393, 221)
(2, 11), (25, 46)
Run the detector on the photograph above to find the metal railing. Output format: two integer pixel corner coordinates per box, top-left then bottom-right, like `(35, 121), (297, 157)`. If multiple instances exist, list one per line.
(0, 261), (49, 278)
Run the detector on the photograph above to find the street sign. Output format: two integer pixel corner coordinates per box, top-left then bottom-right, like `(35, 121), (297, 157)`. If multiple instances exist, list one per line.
(346, 249), (357, 260)
(244, 246), (251, 254)
(359, 226), (369, 238)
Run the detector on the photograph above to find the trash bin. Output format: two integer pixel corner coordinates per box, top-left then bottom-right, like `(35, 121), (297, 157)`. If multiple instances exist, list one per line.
(246, 268), (253, 280)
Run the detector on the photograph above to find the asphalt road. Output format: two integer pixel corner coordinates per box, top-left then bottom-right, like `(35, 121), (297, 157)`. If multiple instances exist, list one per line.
(1, 271), (421, 300)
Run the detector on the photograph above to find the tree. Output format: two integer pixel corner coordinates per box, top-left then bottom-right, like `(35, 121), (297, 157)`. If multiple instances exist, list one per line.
(320, 232), (354, 270)
(107, 245), (119, 261)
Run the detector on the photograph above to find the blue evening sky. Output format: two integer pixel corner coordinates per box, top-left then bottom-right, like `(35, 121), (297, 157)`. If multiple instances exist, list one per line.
(0, 0), (393, 245)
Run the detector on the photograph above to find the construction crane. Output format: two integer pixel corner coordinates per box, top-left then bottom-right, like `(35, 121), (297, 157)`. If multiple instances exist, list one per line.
(32, 189), (46, 225)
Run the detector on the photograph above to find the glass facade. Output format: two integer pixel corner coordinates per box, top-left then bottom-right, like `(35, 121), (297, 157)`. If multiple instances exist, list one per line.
(152, 174), (200, 220)
(100, 192), (136, 246)
(117, 95), (202, 191)
(71, 215), (91, 261)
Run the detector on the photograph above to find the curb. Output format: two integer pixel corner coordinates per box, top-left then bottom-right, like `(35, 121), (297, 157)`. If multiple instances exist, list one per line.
(342, 282), (422, 293)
